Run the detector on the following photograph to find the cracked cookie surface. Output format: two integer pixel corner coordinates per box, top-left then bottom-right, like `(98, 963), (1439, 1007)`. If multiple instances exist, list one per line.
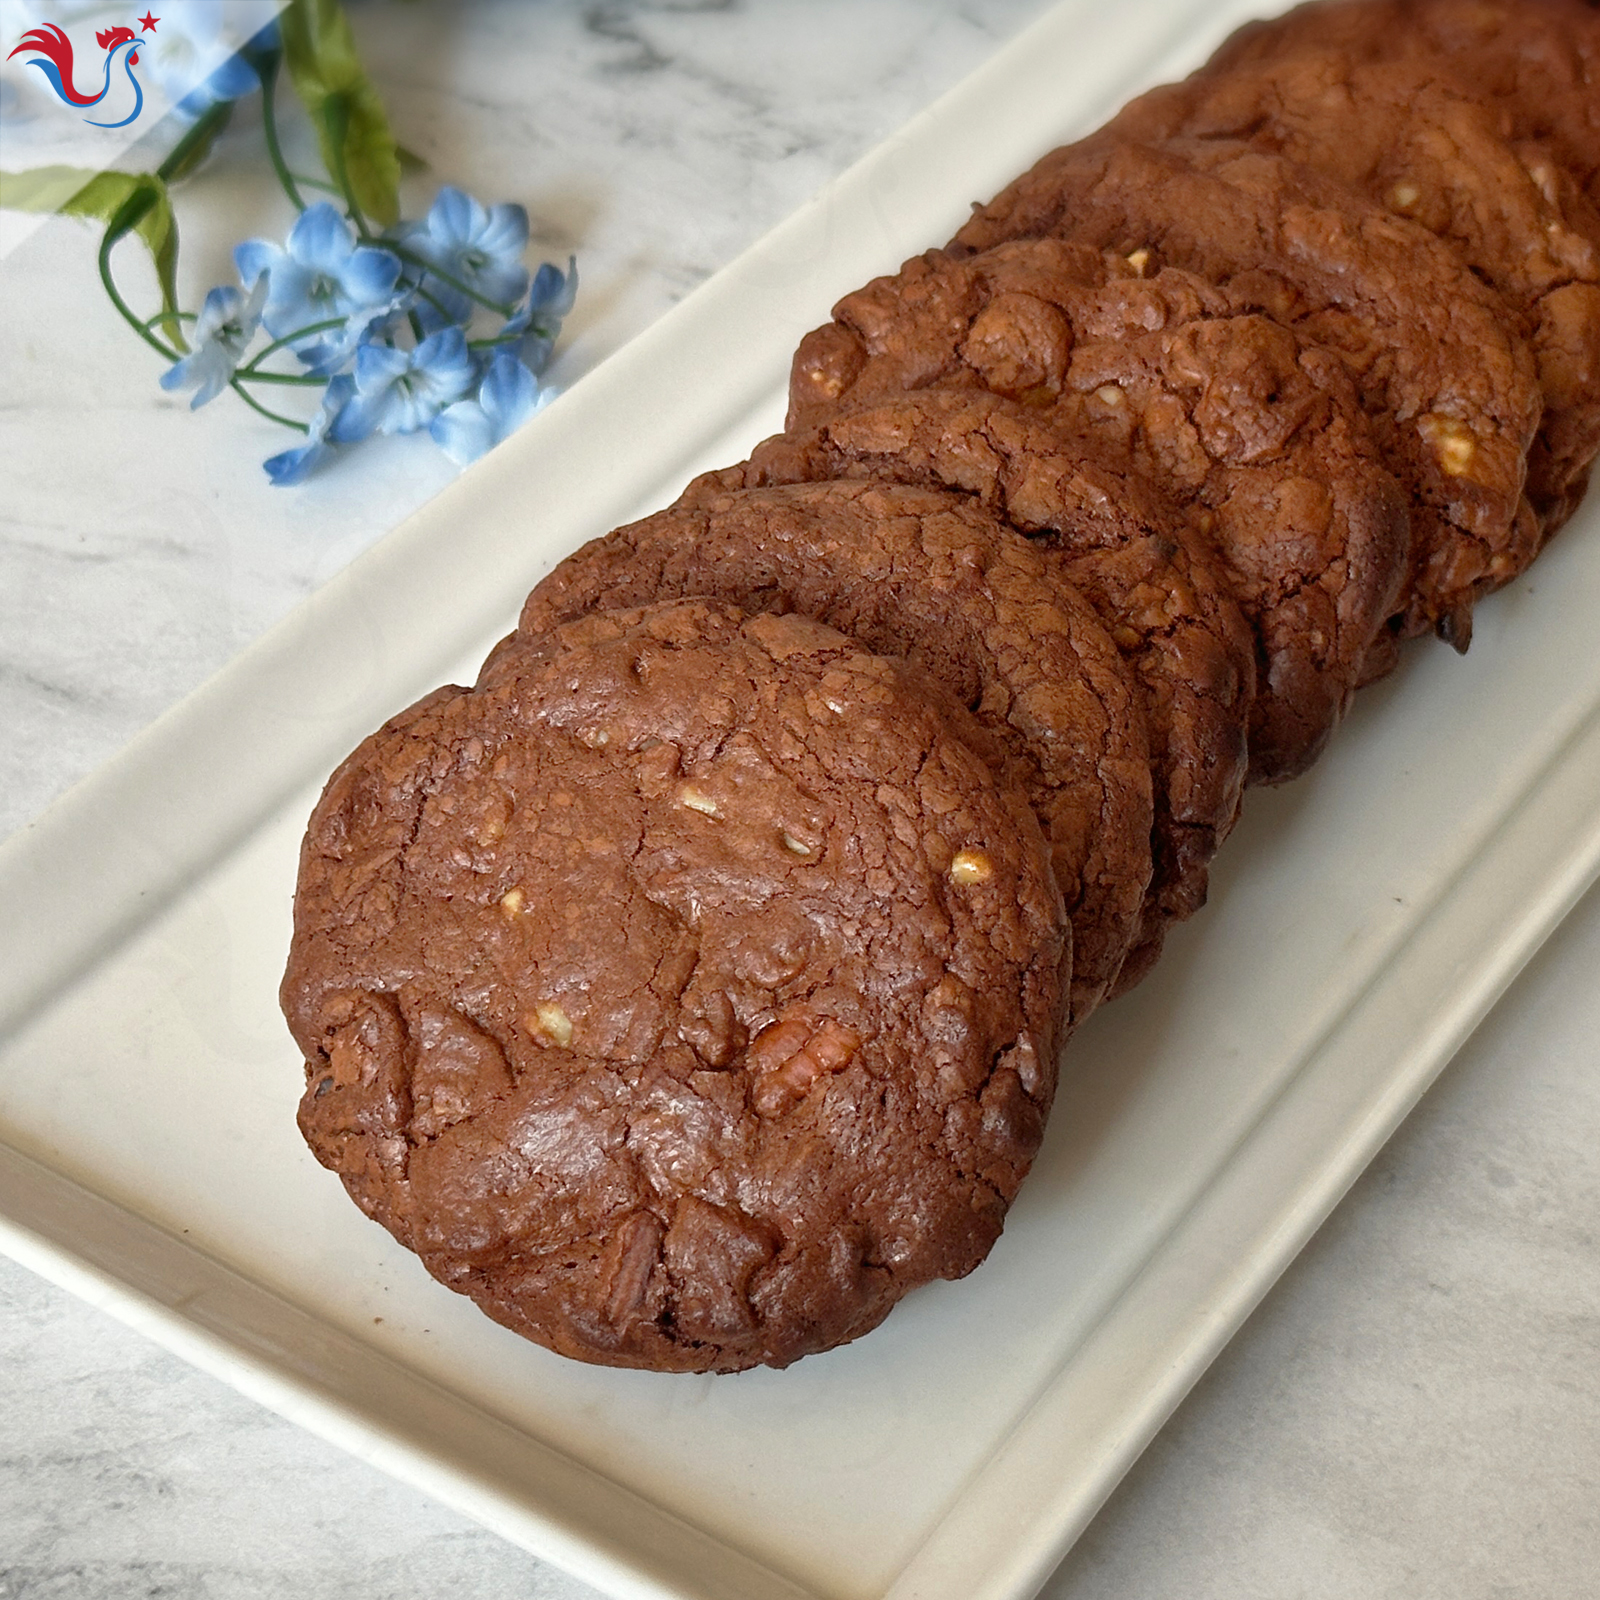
(950, 133), (1544, 650)
(1207, 0), (1600, 215)
(701, 396), (1253, 992)
(1110, 45), (1600, 534)
(282, 599), (1064, 1372)
(505, 476), (1151, 1020)
(787, 239), (1403, 779)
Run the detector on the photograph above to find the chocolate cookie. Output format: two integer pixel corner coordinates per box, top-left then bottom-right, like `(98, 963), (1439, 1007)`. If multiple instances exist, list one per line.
(504, 478), (1151, 1020)
(1110, 48), (1600, 531)
(787, 239), (1407, 779)
(951, 134), (1545, 649)
(1208, 0), (1600, 212)
(283, 599), (1066, 1373)
(704, 393), (1255, 985)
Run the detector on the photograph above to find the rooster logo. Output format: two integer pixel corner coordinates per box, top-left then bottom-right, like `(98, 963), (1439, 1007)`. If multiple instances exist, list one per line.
(8, 14), (158, 129)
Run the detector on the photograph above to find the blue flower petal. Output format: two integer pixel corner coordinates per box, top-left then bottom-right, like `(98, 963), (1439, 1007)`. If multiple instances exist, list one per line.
(473, 259), (530, 310)
(233, 238), (279, 288)
(269, 374), (358, 477)
(296, 333), (359, 379)
(412, 284), (472, 334)
(478, 203), (530, 263)
(416, 325), (474, 375)
(158, 345), (222, 404)
(530, 257), (579, 318)
(317, 374), (357, 422)
(263, 437), (331, 485)
(429, 399), (493, 465)
(257, 262), (317, 341)
(158, 277), (266, 409)
(203, 54), (262, 102)
(353, 341), (411, 392)
(426, 186), (479, 245)
(288, 203), (355, 274)
(342, 245), (402, 304)
(505, 259), (578, 374)
(478, 351), (538, 434)
(328, 392), (383, 443)
(194, 283), (243, 336)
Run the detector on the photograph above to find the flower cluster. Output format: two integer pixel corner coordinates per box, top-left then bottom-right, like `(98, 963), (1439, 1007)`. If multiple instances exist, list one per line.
(4, 1), (581, 486)
(161, 189), (576, 484)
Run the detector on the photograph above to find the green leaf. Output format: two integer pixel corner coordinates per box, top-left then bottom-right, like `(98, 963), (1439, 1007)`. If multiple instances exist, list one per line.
(280, 0), (402, 228)
(0, 166), (183, 345)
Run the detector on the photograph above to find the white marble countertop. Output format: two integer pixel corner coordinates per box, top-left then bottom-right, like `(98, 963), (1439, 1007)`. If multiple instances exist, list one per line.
(2, 3), (1596, 1597)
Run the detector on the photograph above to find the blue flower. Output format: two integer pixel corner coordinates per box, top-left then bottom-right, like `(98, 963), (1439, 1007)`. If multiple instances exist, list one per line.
(395, 187), (530, 329)
(331, 327), (477, 440)
(147, 15), (279, 120)
(158, 274), (268, 408)
(263, 374), (355, 487)
(235, 203), (403, 376)
(504, 256), (578, 375)
(429, 350), (540, 465)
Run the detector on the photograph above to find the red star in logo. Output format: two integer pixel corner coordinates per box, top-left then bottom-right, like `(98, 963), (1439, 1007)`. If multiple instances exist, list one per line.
(138, 11), (159, 31)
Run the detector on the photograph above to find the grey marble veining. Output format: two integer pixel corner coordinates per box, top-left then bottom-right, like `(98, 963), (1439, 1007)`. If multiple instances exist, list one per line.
(1, 1251), (603, 1599)
(1044, 876), (1600, 1600)
(2, 4), (1599, 1599)
(0, 0), (1049, 841)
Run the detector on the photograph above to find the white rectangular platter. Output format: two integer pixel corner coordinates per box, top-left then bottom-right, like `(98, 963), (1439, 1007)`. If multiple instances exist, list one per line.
(4, 3), (1600, 1598)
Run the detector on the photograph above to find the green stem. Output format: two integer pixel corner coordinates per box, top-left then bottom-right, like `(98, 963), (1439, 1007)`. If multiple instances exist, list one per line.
(390, 244), (517, 317)
(323, 93), (373, 239)
(229, 378), (309, 432)
(239, 318), (348, 371)
(145, 309), (197, 330)
(256, 49), (305, 211)
(290, 173), (343, 196)
(99, 190), (179, 362)
(235, 369), (326, 385)
(235, 371), (327, 387)
(156, 97), (235, 185)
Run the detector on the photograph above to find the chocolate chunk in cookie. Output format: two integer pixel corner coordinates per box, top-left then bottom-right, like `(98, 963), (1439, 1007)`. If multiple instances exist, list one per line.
(788, 239), (1406, 778)
(1110, 47), (1600, 533)
(283, 599), (1065, 1373)
(705, 393), (1255, 986)
(951, 134), (1544, 649)
(504, 478), (1152, 1021)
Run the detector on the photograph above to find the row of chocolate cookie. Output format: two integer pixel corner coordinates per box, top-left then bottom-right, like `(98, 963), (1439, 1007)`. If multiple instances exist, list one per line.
(283, 0), (1600, 1374)
(954, 0), (1600, 653)
(772, 0), (1600, 987)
